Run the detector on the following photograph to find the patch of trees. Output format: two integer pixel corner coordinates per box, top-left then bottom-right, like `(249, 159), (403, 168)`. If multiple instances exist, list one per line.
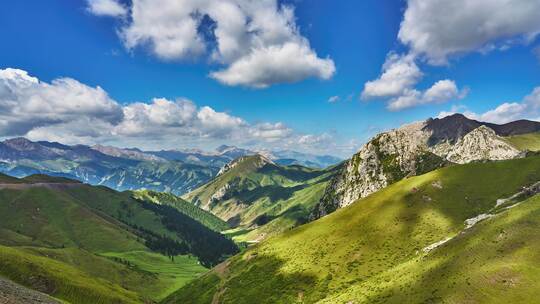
(135, 199), (239, 267)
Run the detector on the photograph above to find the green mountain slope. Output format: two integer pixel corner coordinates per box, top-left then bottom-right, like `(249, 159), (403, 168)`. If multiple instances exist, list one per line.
(184, 155), (338, 242)
(0, 174), (237, 303)
(133, 190), (229, 232)
(166, 155), (540, 304)
(506, 132), (540, 151)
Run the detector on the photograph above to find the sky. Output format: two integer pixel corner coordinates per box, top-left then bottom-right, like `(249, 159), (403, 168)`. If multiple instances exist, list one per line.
(0, 0), (539, 157)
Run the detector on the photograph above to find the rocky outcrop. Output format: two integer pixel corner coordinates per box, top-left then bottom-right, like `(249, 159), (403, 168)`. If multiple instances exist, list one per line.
(439, 125), (520, 164)
(217, 154), (274, 176)
(313, 115), (526, 218)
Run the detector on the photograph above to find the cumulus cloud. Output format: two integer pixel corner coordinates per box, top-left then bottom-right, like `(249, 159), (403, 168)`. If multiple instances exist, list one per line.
(0, 68), (123, 136)
(210, 42), (335, 88)
(387, 80), (468, 111)
(90, 0), (335, 88)
(361, 53), (467, 110)
(249, 122), (293, 142)
(0, 68), (339, 153)
(86, 0), (127, 17)
(399, 0), (540, 64)
(438, 86), (540, 124)
(363, 0), (540, 111)
(361, 53), (422, 99)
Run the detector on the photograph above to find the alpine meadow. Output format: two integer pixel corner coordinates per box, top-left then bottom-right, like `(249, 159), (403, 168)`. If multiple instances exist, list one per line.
(1, 0), (540, 303)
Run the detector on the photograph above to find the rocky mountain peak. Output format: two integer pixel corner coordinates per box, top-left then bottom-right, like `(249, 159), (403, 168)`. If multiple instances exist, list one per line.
(313, 117), (531, 219)
(3, 137), (38, 151)
(217, 154), (274, 176)
(423, 114), (482, 145)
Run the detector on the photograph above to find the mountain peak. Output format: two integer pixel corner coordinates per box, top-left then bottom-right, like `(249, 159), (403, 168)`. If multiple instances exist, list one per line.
(217, 154), (274, 176)
(424, 114), (481, 145)
(2, 137), (35, 150)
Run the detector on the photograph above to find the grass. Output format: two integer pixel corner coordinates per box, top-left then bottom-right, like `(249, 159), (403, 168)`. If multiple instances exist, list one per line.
(101, 251), (207, 300)
(167, 155), (540, 303)
(506, 132), (540, 151)
(184, 155), (338, 242)
(0, 175), (215, 303)
(0, 245), (144, 304)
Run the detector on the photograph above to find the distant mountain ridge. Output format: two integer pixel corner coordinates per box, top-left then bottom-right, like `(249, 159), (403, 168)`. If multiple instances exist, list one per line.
(313, 114), (540, 218)
(0, 138), (342, 196)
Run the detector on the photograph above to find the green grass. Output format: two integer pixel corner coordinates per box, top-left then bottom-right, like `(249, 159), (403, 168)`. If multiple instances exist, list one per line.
(184, 155), (338, 242)
(166, 155), (540, 303)
(0, 173), (22, 183)
(506, 132), (540, 151)
(0, 245), (145, 304)
(0, 186), (145, 252)
(0, 176), (220, 303)
(101, 251), (207, 300)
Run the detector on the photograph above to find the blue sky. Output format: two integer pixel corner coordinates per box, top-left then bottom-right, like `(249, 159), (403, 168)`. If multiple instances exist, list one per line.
(1, 0), (539, 157)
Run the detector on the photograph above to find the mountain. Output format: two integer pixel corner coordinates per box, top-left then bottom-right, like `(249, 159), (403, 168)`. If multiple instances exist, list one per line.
(0, 173), (238, 303)
(183, 154), (339, 242)
(165, 154), (540, 304)
(0, 138), (217, 195)
(269, 150), (343, 168)
(92, 144), (166, 162)
(312, 114), (537, 218)
(0, 138), (342, 197)
(149, 145), (342, 169)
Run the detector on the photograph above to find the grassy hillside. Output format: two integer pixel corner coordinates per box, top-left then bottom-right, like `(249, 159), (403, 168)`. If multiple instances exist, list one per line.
(0, 174), (236, 303)
(133, 190), (229, 232)
(506, 132), (540, 151)
(184, 155), (338, 242)
(166, 155), (540, 303)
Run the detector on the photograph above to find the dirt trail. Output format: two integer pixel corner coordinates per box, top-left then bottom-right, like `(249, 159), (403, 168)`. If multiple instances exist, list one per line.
(0, 276), (61, 304)
(423, 181), (540, 254)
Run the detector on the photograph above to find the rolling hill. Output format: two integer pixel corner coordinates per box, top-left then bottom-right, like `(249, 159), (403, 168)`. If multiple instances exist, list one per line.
(183, 155), (340, 242)
(166, 154), (540, 303)
(0, 174), (238, 303)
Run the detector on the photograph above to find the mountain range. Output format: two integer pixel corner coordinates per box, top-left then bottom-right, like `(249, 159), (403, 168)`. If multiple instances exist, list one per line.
(2, 114), (540, 303)
(312, 114), (540, 218)
(0, 138), (342, 196)
(168, 115), (540, 303)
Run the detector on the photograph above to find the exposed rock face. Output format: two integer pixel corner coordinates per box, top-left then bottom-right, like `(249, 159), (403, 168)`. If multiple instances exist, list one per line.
(441, 126), (520, 164)
(313, 115), (525, 218)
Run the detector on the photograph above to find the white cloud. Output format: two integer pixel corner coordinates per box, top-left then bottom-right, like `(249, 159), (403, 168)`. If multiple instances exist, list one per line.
(91, 0), (335, 88)
(0, 68), (123, 136)
(361, 53), (467, 110)
(0, 68), (341, 154)
(399, 0), (540, 64)
(361, 53), (422, 99)
(438, 86), (540, 124)
(249, 122), (293, 142)
(363, 0), (540, 112)
(210, 42), (335, 88)
(388, 79), (468, 111)
(86, 0), (127, 17)
(328, 96), (340, 103)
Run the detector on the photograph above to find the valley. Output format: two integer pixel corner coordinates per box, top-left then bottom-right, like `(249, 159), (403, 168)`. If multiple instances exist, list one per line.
(1, 115), (540, 303)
